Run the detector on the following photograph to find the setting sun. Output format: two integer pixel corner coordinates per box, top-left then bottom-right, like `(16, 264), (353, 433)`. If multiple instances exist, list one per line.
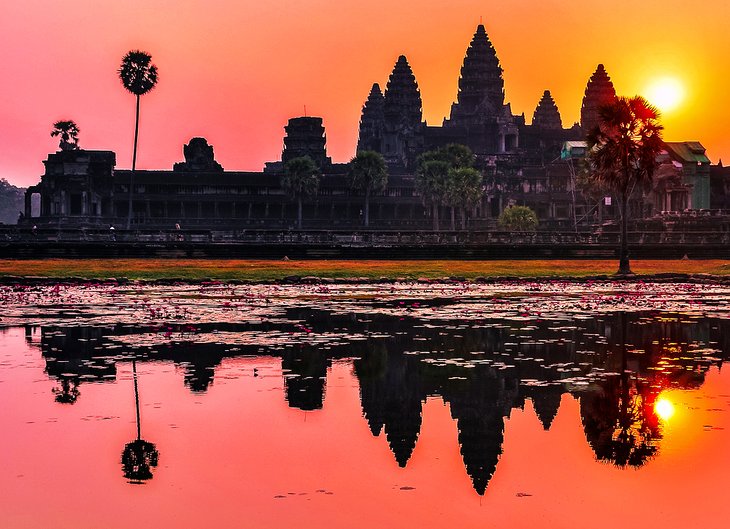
(655, 397), (676, 421)
(645, 77), (685, 113)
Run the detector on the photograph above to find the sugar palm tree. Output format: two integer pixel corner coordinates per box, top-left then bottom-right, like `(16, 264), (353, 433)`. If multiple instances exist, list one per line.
(118, 50), (159, 229)
(282, 156), (320, 229)
(415, 159), (449, 231)
(586, 96), (663, 275)
(446, 167), (483, 230)
(50, 120), (80, 150)
(349, 150), (388, 227)
(121, 359), (159, 483)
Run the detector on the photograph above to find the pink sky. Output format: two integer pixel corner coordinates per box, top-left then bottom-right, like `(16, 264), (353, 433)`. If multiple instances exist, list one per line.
(2, 0), (729, 187)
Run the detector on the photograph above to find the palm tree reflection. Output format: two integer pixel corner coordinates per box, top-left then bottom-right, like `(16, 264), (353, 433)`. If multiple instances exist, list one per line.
(52, 377), (80, 404)
(121, 359), (159, 483)
(580, 312), (662, 468)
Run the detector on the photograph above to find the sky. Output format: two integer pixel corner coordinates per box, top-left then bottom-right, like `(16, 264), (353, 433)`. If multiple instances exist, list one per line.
(1, 0), (729, 187)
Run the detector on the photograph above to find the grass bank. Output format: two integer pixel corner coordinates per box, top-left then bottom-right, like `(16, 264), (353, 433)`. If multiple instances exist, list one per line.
(0, 259), (728, 281)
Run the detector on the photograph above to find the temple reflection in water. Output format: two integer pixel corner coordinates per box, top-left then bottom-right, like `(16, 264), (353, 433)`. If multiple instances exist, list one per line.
(22, 308), (729, 495)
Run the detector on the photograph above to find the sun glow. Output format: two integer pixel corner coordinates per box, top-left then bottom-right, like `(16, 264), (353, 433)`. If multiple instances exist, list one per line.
(645, 77), (685, 113)
(655, 397), (676, 421)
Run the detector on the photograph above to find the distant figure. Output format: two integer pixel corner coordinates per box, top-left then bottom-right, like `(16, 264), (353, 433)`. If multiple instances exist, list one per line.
(109, 224), (116, 241)
(32, 225), (38, 236)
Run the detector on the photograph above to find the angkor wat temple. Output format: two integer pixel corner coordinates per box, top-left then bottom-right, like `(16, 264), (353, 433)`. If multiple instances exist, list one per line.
(21, 25), (722, 231)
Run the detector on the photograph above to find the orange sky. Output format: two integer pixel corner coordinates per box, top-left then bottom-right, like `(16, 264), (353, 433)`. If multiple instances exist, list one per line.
(2, 0), (729, 187)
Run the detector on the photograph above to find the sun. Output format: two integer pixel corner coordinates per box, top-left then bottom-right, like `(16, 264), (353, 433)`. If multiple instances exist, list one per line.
(645, 77), (685, 113)
(654, 397), (676, 422)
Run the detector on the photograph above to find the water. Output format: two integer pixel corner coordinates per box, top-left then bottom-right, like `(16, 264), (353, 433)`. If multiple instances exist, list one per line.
(1, 280), (729, 528)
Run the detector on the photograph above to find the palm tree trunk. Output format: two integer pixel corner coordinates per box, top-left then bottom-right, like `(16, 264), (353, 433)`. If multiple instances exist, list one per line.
(433, 203), (440, 231)
(618, 190), (631, 275)
(460, 207), (466, 230)
(450, 206), (455, 231)
(126, 95), (141, 230)
(133, 359), (141, 441)
(297, 196), (303, 230)
(364, 189), (370, 228)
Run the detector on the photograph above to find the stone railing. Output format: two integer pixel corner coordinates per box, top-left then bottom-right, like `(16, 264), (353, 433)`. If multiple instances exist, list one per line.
(1, 226), (728, 246)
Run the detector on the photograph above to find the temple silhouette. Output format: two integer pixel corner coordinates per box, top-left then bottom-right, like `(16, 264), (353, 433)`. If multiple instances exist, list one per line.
(20, 25), (724, 232)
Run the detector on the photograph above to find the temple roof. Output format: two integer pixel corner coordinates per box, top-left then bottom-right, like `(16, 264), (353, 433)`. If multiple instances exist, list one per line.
(665, 141), (711, 164)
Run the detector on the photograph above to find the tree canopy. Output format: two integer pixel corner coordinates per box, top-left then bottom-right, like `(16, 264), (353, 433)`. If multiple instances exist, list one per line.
(585, 96), (663, 274)
(119, 51), (159, 97)
(51, 120), (80, 151)
(498, 205), (538, 232)
(349, 150), (388, 227)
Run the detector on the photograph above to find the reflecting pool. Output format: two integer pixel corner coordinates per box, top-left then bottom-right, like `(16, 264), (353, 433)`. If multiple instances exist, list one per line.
(1, 280), (729, 528)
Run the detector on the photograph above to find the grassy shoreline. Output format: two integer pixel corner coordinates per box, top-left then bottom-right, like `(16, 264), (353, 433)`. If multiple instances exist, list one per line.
(0, 259), (728, 282)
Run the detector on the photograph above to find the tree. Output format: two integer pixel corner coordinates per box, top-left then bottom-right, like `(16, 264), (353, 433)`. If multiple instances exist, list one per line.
(416, 144), (476, 231)
(0, 178), (25, 224)
(586, 96), (663, 275)
(445, 167), (483, 230)
(119, 50), (159, 229)
(415, 159), (450, 231)
(50, 120), (80, 150)
(121, 359), (159, 483)
(282, 156), (320, 229)
(349, 151), (388, 227)
(498, 205), (538, 232)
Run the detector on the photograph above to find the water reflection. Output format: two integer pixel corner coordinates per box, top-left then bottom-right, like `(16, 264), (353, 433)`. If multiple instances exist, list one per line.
(19, 305), (728, 496)
(121, 359), (159, 483)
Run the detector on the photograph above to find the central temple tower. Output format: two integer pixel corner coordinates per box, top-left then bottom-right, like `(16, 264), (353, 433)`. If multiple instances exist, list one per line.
(446, 24), (505, 126)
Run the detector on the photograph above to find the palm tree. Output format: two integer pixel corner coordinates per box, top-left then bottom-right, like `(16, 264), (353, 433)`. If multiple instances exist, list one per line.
(121, 359), (159, 483)
(415, 159), (450, 231)
(282, 156), (320, 229)
(446, 167), (483, 230)
(416, 144), (476, 231)
(118, 50), (159, 229)
(50, 120), (80, 150)
(349, 151), (388, 227)
(586, 96), (663, 275)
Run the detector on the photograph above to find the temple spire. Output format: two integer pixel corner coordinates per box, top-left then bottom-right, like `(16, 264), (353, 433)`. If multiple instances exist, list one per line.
(383, 56), (423, 127)
(581, 64), (617, 133)
(356, 83), (385, 153)
(447, 24), (505, 126)
(382, 55), (424, 167)
(532, 90), (563, 130)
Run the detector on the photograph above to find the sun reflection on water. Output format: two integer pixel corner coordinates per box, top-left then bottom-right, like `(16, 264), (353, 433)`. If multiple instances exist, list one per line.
(655, 397), (676, 422)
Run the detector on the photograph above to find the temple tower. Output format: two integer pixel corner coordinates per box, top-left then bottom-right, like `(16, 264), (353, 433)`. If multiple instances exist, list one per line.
(281, 116), (331, 168)
(580, 64), (617, 134)
(447, 24), (505, 127)
(532, 90), (563, 130)
(356, 83), (385, 153)
(382, 55), (423, 167)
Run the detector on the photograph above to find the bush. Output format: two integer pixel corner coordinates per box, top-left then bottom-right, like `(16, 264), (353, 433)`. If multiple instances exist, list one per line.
(498, 205), (538, 232)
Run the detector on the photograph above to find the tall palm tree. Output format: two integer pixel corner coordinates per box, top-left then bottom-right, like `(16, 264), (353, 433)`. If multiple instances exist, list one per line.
(349, 150), (388, 227)
(282, 156), (320, 229)
(446, 167), (483, 230)
(586, 96), (663, 275)
(416, 144), (476, 231)
(121, 359), (159, 483)
(118, 50), (158, 229)
(50, 120), (80, 150)
(415, 159), (449, 231)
